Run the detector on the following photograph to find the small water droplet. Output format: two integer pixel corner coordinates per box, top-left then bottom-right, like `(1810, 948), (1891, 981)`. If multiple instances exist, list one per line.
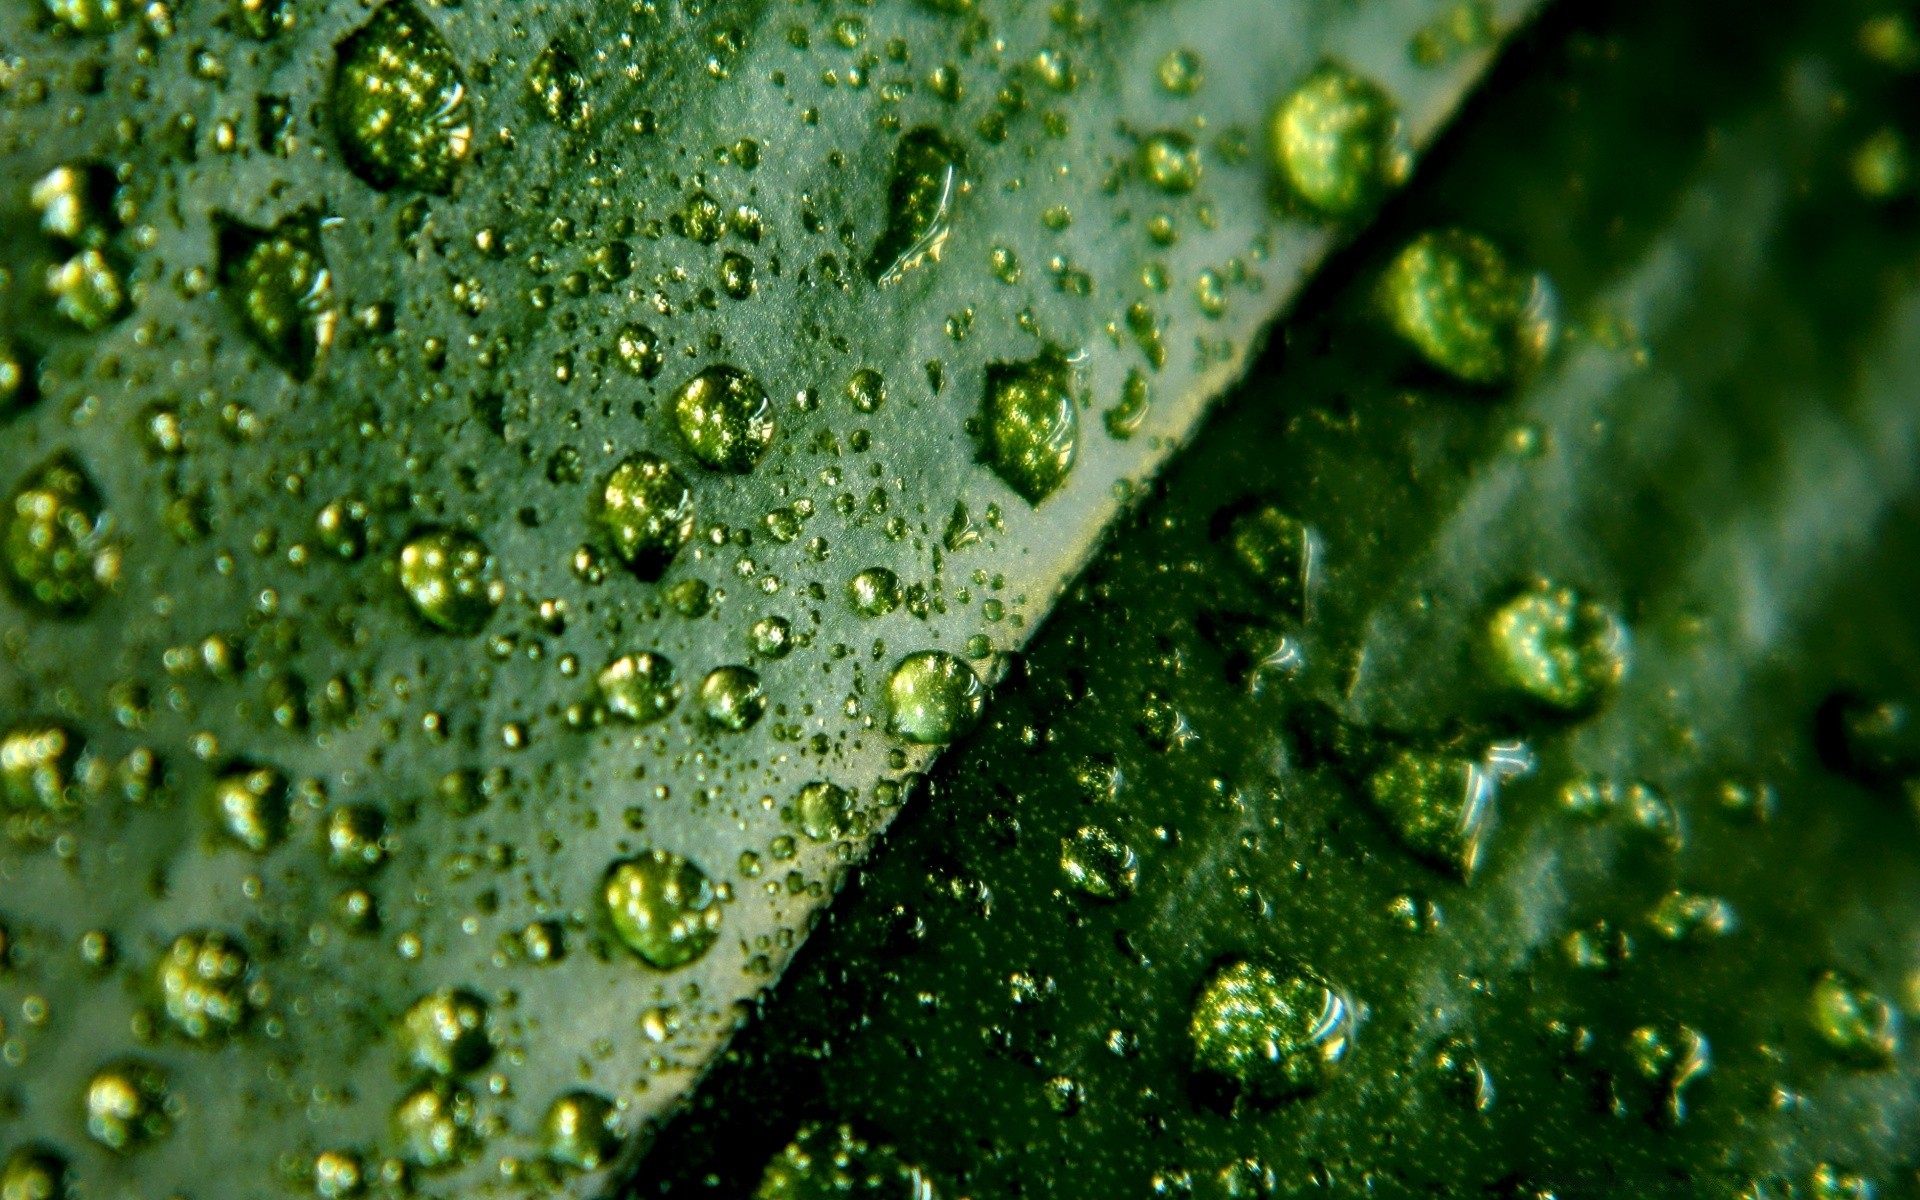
(795, 781), (854, 842)
(1060, 825), (1136, 899)
(401, 987), (493, 1075)
(1140, 131), (1201, 194)
(392, 1077), (477, 1169)
(1810, 970), (1899, 1065)
(158, 930), (256, 1039)
(84, 1060), (172, 1151)
(849, 567), (903, 617)
(212, 765), (289, 852)
(543, 1090), (619, 1170)
(1271, 64), (1408, 217)
(753, 1123), (936, 1199)
(216, 211), (337, 379)
(1484, 581), (1628, 712)
(597, 652), (681, 725)
(699, 665), (767, 731)
(4, 453), (119, 617)
(1379, 229), (1556, 385)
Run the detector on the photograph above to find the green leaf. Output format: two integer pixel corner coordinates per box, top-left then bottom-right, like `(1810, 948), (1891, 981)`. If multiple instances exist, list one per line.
(0, 0), (1533, 1194)
(641, 0), (1920, 1195)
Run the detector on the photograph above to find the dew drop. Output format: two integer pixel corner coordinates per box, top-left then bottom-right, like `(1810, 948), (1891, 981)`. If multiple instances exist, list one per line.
(1379, 229), (1556, 386)
(84, 1060), (172, 1151)
(700, 665), (767, 731)
(751, 616), (794, 659)
(672, 365), (775, 473)
(1220, 503), (1317, 618)
(1362, 749), (1497, 878)
(886, 650), (985, 744)
(869, 127), (964, 286)
(392, 1077), (477, 1169)
(543, 1090), (619, 1171)
(598, 453), (695, 579)
(1189, 956), (1355, 1102)
(4, 453), (119, 618)
(847, 367), (887, 413)
(982, 350), (1079, 504)
(753, 1123), (935, 1199)
(597, 652), (681, 725)
(401, 987), (493, 1075)
(157, 929), (256, 1039)
(1140, 131), (1201, 194)
(795, 781), (854, 842)
(1810, 970), (1899, 1065)
(1271, 64), (1408, 217)
(604, 850), (722, 969)
(212, 765), (289, 852)
(616, 322), (664, 379)
(325, 804), (389, 875)
(0, 723), (83, 812)
(331, 1), (473, 194)
(216, 211), (337, 379)
(1060, 825), (1137, 899)
(398, 528), (502, 635)
(528, 40), (588, 128)
(1484, 581), (1628, 712)
(1, 1147), (69, 1200)
(849, 567), (903, 617)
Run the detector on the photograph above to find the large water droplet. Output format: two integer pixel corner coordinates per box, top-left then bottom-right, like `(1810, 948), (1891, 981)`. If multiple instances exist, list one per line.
(392, 1078), (477, 1169)
(84, 1060), (172, 1151)
(331, 1), (473, 194)
(753, 1123), (937, 1200)
(672, 364), (775, 473)
(1379, 229), (1555, 386)
(1271, 64), (1408, 217)
(700, 665), (767, 731)
(868, 127), (963, 286)
(795, 781), (854, 842)
(158, 930), (256, 1040)
(1484, 581), (1628, 712)
(4, 453), (119, 618)
(1060, 825), (1137, 899)
(1810, 970), (1899, 1065)
(401, 987), (493, 1075)
(598, 453), (694, 579)
(398, 528), (502, 635)
(212, 765), (289, 852)
(597, 651), (681, 725)
(982, 350), (1079, 504)
(543, 1091), (619, 1170)
(604, 850), (722, 969)
(886, 650), (985, 744)
(1189, 956), (1355, 1102)
(1363, 749), (1497, 878)
(216, 212), (337, 379)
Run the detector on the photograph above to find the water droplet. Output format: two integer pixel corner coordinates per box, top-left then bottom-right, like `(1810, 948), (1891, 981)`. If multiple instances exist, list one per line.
(699, 665), (767, 731)
(982, 350), (1078, 504)
(48, 249), (127, 331)
(1060, 825), (1137, 899)
(1271, 64), (1408, 217)
(673, 365), (774, 473)
(1363, 749), (1496, 878)
(1484, 581), (1628, 712)
(1851, 126), (1909, 198)
(331, 1), (473, 193)
(1, 1147), (69, 1200)
(85, 1060), (172, 1151)
(1189, 956), (1355, 1102)
(1647, 890), (1735, 943)
(325, 804), (389, 874)
(1626, 1023), (1710, 1122)
(158, 930), (256, 1039)
(597, 652), (680, 725)
(795, 781), (854, 842)
(44, 0), (125, 33)
(1104, 370), (1151, 440)
(1379, 229), (1556, 385)
(1220, 503), (1317, 618)
(216, 212), (337, 378)
(313, 1150), (365, 1198)
(598, 453), (695, 579)
(849, 567), (902, 617)
(528, 41), (588, 128)
(212, 765), (289, 852)
(753, 1123), (936, 1200)
(1157, 48), (1203, 96)
(401, 987), (493, 1075)
(1140, 131), (1201, 194)
(604, 850), (722, 969)
(750, 616), (794, 659)
(616, 322), (664, 379)
(886, 650), (985, 744)
(1431, 1035), (1495, 1112)
(543, 1090), (619, 1170)
(4, 453), (119, 617)
(1810, 971), (1899, 1065)
(1815, 691), (1920, 791)
(869, 127), (963, 286)
(847, 367), (887, 413)
(393, 1078), (476, 1169)
(398, 528), (502, 635)
(0, 723), (83, 812)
